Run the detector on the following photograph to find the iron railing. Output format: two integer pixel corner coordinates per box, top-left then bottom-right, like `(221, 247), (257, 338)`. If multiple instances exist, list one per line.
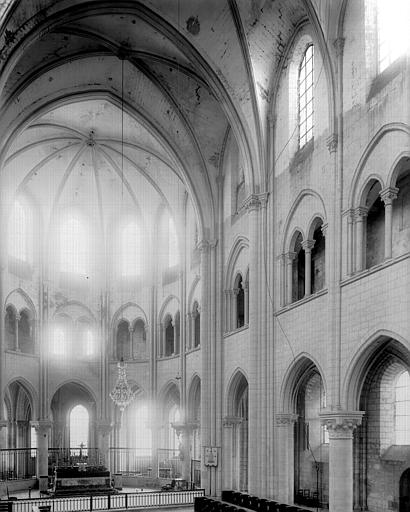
(157, 449), (182, 479)
(8, 489), (205, 512)
(109, 449), (152, 476)
(0, 449), (37, 481)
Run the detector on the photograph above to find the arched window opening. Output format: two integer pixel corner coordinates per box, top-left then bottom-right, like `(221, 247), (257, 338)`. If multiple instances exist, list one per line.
(377, 0), (410, 72)
(9, 200), (32, 262)
(168, 217), (179, 268)
(165, 317), (174, 357)
(174, 312), (180, 355)
(311, 225), (325, 293)
(85, 329), (94, 357)
(18, 310), (34, 354)
(235, 275), (245, 328)
(365, 182), (384, 269)
(5, 306), (16, 350)
(132, 319), (146, 359)
(120, 221), (142, 277)
(193, 302), (200, 348)
(116, 320), (130, 360)
(69, 405), (89, 450)
(60, 216), (88, 274)
(395, 371), (410, 444)
(392, 170), (410, 258)
(292, 233), (305, 302)
(298, 44), (314, 148)
(168, 405), (180, 451)
(295, 372), (327, 508)
(135, 405), (152, 456)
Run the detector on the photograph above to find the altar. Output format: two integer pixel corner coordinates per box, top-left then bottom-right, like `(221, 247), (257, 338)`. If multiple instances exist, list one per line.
(51, 464), (116, 496)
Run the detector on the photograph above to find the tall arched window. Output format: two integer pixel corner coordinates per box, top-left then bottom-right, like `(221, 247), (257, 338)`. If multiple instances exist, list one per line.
(85, 329), (94, 357)
(235, 275), (245, 328)
(9, 200), (32, 262)
(18, 310), (34, 354)
(298, 44), (314, 148)
(60, 216), (88, 274)
(168, 405), (180, 451)
(5, 306), (16, 350)
(120, 221), (142, 276)
(116, 320), (130, 360)
(164, 316), (174, 356)
(69, 405), (89, 449)
(395, 371), (410, 444)
(377, 0), (410, 72)
(168, 217), (179, 267)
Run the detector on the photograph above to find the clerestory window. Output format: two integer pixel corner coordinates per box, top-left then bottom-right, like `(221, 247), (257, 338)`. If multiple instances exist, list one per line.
(298, 44), (314, 148)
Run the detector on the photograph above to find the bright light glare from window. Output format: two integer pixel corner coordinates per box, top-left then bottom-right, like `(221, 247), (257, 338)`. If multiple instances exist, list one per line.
(395, 371), (410, 444)
(168, 218), (179, 267)
(121, 222), (141, 276)
(298, 44), (314, 147)
(85, 329), (94, 356)
(9, 200), (29, 261)
(52, 327), (66, 356)
(60, 217), (87, 274)
(136, 405), (152, 456)
(378, 0), (410, 72)
(70, 405), (89, 449)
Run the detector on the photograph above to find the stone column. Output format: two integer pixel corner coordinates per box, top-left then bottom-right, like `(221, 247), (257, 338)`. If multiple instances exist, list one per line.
(243, 281), (249, 325)
(275, 413), (298, 504)
(380, 187), (398, 260)
(229, 290), (234, 331)
(96, 421), (112, 469)
(354, 207), (368, 272)
(302, 240), (315, 297)
(320, 411), (363, 512)
(160, 323), (165, 358)
(346, 210), (355, 276)
(186, 312), (192, 349)
(286, 252), (296, 305)
(31, 420), (52, 492)
(199, 240), (211, 494)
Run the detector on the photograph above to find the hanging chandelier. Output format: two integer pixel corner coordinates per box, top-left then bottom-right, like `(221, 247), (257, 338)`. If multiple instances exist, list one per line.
(109, 359), (136, 413)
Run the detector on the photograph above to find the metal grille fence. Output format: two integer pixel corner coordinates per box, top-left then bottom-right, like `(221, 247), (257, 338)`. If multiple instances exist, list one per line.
(8, 490), (205, 512)
(0, 449), (37, 481)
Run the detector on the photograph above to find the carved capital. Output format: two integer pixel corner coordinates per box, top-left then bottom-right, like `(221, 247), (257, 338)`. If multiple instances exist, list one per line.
(0, 420), (8, 430)
(320, 410), (364, 439)
(275, 413), (298, 426)
(326, 134), (338, 153)
(233, 288), (240, 296)
(380, 187), (399, 206)
(243, 194), (261, 212)
(354, 206), (368, 220)
(285, 251), (297, 263)
(30, 420), (53, 435)
(223, 416), (243, 427)
(321, 223), (329, 237)
(302, 239), (315, 252)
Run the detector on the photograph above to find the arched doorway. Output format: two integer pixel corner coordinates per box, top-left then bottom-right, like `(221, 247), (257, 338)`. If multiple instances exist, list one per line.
(400, 468), (410, 512)
(226, 371), (249, 491)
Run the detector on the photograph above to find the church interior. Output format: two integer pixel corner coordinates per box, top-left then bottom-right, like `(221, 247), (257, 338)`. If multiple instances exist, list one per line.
(0, 1), (410, 511)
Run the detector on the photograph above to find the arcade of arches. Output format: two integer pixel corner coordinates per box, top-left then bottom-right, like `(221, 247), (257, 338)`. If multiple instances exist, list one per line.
(0, 2), (410, 512)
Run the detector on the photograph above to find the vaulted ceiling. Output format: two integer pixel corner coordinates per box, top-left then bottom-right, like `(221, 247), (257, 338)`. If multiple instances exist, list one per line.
(0, 0), (344, 236)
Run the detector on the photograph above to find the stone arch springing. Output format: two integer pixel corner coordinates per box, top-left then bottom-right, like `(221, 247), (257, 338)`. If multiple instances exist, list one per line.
(343, 333), (410, 511)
